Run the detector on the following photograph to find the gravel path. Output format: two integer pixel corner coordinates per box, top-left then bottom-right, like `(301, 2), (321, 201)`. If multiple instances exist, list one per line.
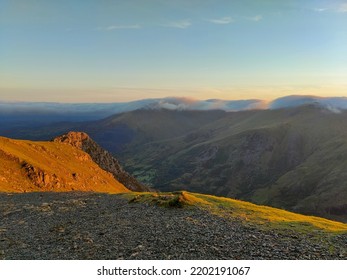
(0, 192), (346, 260)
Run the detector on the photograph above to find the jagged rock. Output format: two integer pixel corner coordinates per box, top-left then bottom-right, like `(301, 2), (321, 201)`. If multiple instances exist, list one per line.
(53, 132), (149, 192)
(21, 162), (52, 189)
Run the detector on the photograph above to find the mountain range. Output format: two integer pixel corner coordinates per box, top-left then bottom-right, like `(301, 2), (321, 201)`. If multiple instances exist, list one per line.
(91, 106), (347, 222)
(2, 95), (347, 124)
(1, 95), (347, 223)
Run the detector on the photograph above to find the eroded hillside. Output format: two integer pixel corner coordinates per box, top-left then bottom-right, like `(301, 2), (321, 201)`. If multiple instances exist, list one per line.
(52, 132), (149, 192)
(0, 136), (129, 193)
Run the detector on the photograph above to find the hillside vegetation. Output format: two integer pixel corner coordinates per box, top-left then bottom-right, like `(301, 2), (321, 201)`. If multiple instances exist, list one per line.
(0, 136), (129, 193)
(126, 191), (347, 233)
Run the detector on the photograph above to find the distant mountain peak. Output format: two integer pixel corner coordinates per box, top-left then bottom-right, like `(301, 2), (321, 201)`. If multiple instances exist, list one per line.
(53, 131), (150, 192)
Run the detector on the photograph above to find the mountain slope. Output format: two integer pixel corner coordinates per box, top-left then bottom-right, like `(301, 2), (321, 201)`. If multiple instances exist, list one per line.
(0, 136), (129, 193)
(79, 106), (347, 222)
(158, 108), (347, 221)
(52, 132), (149, 192)
(3, 105), (347, 221)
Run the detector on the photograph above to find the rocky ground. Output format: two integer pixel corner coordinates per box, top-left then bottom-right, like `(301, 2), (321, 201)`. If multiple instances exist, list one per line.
(0, 192), (346, 260)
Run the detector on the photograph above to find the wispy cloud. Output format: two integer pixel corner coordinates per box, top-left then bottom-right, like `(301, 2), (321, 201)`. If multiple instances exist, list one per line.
(207, 16), (234, 24)
(105, 24), (141, 30)
(94, 24), (141, 31)
(163, 19), (191, 29)
(246, 15), (263, 22)
(313, 3), (347, 13)
(313, 8), (327, 12)
(338, 3), (347, 13)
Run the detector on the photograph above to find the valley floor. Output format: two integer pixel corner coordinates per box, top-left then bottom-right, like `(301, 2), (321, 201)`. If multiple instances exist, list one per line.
(0, 192), (346, 260)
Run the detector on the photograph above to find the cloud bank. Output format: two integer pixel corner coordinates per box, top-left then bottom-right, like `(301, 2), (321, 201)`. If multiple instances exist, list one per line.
(2, 96), (347, 124)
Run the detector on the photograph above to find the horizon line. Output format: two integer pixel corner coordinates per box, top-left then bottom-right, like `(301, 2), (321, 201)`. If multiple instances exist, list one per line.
(1, 94), (347, 105)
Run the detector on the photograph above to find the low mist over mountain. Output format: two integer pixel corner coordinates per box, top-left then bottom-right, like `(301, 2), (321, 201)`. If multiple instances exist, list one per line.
(3, 94), (347, 137)
(2, 94), (347, 139)
(2, 95), (347, 125)
(269, 95), (347, 112)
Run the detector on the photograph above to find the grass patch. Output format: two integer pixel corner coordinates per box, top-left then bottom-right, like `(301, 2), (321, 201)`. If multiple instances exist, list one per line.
(124, 191), (208, 208)
(192, 193), (347, 233)
(122, 191), (347, 233)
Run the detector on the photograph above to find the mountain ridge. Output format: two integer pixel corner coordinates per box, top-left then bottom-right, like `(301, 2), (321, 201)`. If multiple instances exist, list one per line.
(52, 132), (149, 192)
(0, 135), (129, 193)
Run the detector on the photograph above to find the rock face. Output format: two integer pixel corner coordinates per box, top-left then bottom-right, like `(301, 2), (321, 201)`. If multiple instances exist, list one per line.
(21, 161), (60, 189)
(53, 132), (149, 192)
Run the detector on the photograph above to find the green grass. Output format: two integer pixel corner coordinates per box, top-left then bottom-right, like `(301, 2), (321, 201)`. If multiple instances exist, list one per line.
(123, 191), (347, 233)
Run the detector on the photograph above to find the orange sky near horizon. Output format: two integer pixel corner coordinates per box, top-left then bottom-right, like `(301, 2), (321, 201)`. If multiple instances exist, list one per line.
(1, 85), (346, 103)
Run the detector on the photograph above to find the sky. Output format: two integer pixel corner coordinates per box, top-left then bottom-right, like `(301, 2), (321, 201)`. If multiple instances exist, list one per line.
(0, 0), (347, 102)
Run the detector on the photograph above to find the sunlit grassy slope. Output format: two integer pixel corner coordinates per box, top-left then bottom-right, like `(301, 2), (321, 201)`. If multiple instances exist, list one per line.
(125, 191), (347, 232)
(0, 136), (129, 193)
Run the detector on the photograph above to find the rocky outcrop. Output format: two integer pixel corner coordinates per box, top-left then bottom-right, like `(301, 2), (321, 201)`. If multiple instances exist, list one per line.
(21, 161), (61, 189)
(53, 132), (149, 192)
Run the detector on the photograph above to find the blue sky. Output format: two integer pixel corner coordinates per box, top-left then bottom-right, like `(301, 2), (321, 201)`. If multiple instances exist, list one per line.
(1, 0), (346, 102)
